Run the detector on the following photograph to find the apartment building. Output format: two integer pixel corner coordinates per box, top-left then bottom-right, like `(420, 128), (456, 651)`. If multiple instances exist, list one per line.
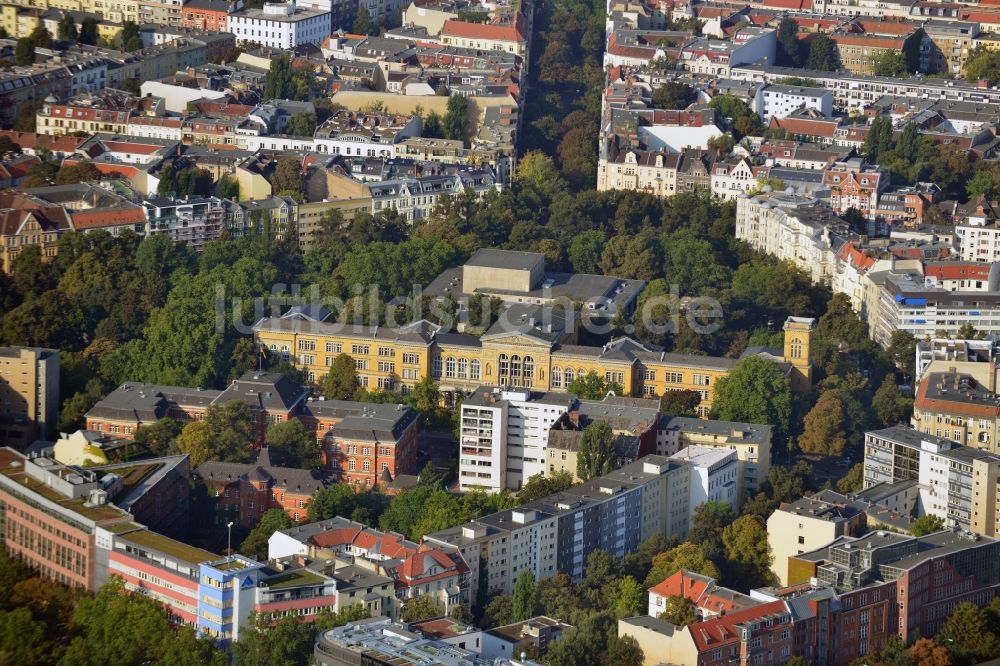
(823, 161), (887, 219)
(669, 445), (739, 518)
(911, 372), (1000, 452)
(459, 388), (573, 493)
(736, 192), (846, 287)
(368, 170), (501, 224)
(142, 196), (227, 252)
(864, 426), (1000, 537)
(647, 569), (761, 622)
(36, 89), (164, 137)
(426, 456), (691, 595)
(915, 338), (1000, 391)
(954, 217), (1000, 263)
(655, 416), (772, 498)
(0, 346), (59, 447)
(228, 3), (331, 49)
(766, 490), (869, 586)
(545, 396), (661, 482)
(440, 14), (529, 60)
(181, 0), (230, 32)
(754, 84), (833, 121)
(871, 274), (1000, 346)
(313, 110), (422, 158)
(268, 516), (471, 617)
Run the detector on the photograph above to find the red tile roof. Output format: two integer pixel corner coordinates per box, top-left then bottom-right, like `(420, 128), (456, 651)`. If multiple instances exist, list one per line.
(69, 207), (146, 230)
(0, 130), (89, 153)
(442, 14), (527, 43)
(924, 263), (992, 282)
(689, 600), (788, 652)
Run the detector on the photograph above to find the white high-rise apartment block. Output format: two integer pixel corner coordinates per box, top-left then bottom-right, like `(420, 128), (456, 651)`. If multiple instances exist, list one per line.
(459, 388), (572, 493)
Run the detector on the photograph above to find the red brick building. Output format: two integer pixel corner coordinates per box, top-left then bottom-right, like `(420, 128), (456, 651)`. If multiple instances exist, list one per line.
(195, 448), (328, 526)
(85, 371), (310, 446)
(181, 0), (230, 32)
(301, 400), (419, 489)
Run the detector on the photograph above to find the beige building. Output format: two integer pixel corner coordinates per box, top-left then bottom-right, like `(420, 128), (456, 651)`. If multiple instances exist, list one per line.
(656, 416), (773, 498)
(766, 489), (868, 586)
(254, 249), (816, 409)
(618, 617), (699, 666)
(912, 371), (1000, 452)
(0, 346), (59, 447)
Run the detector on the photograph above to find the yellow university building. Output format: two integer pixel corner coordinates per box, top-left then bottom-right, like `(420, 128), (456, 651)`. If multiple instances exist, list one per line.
(252, 250), (815, 412)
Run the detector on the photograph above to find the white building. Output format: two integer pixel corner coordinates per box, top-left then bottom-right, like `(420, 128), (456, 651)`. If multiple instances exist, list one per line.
(669, 446), (739, 517)
(140, 81), (227, 114)
(735, 192), (844, 286)
(955, 217), (1000, 263)
(754, 84), (833, 121)
(710, 158), (763, 201)
(229, 3), (331, 50)
(313, 111), (421, 158)
(459, 388), (573, 493)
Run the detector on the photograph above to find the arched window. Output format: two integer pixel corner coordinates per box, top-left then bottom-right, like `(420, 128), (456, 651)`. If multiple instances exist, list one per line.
(432, 357), (442, 377)
(363, 460), (371, 472)
(564, 368), (574, 384)
(789, 338), (802, 359)
(510, 355), (521, 380)
(470, 359), (481, 380)
(445, 357), (456, 378)
(498, 354), (509, 379)
(552, 367), (562, 388)
(457, 358), (468, 378)
(523, 356), (534, 382)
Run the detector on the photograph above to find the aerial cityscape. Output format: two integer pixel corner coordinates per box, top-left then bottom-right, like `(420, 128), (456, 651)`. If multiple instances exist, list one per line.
(0, 0), (999, 664)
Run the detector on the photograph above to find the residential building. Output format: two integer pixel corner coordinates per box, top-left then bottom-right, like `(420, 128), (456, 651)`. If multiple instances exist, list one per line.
(36, 89), (164, 137)
(823, 160), (887, 218)
(864, 426), (1000, 537)
(195, 448), (328, 527)
(0, 346), (59, 447)
(736, 192), (846, 287)
(268, 516), (471, 617)
(914, 338), (1000, 390)
(545, 395), (662, 482)
(766, 490), (868, 586)
(871, 274), (1000, 345)
(440, 14), (529, 60)
(647, 570), (760, 622)
(181, 0), (230, 32)
(954, 217), (1000, 263)
(313, 110), (422, 157)
(459, 387), (573, 493)
(754, 84), (833, 120)
(425, 456), (691, 595)
(911, 371), (1000, 452)
(655, 416), (772, 498)
(228, 3), (331, 50)
(482, 617), (571, 661)
(142, 196), (227, 252)
(368, 170), (501, 223)
(669, 446), (739, 518)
